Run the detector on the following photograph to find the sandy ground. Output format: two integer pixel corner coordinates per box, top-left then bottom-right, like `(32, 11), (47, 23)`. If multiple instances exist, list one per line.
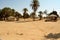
(0, 19), (60, 40)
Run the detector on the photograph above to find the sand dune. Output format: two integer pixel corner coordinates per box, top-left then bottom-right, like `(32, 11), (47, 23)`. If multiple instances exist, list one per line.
(0, 20), (60, 40)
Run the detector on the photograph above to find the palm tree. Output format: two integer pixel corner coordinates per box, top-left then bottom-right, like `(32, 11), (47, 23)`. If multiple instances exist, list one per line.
(30, 0), (40, 21)
(23, 8), (28, 13)
(38, 11), (43, 20)
(30, 12), (36, 21)
(23, 8), (29, 21)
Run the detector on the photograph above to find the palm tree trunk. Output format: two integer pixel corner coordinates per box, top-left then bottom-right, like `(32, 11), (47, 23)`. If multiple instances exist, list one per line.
(4, 17), (5, 21)
(24, 18), (25, 22)
(33, 12), (36, 21)
(16, 17), (19, 21)
(33, 16), (35, 21)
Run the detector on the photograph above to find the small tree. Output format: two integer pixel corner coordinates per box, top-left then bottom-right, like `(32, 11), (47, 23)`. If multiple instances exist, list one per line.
(30, 12), (36, 21)
(38, 11), (43, 20)
(15, 12), (22, 21)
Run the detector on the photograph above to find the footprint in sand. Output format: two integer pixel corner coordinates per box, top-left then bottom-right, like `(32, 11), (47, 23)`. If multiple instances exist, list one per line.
(7, 32), (9, 35)
(0, 39), (2, 40)
(16, 33), (23, 35)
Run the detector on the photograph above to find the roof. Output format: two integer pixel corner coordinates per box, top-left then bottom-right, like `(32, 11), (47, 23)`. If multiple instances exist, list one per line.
(49, 11), (59, 17)
(49, 14), (57, 17)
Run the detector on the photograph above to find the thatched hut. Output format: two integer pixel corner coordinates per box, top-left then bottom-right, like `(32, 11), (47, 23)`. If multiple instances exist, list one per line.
(7, 16), (15, 21)
(45, 11), (59, 22)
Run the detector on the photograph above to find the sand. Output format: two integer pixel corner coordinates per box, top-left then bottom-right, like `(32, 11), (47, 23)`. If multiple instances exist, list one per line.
(0, 20), (60, 40)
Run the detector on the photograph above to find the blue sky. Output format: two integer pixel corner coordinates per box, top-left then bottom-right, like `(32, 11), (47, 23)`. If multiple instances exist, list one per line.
(0, 0), (60, 15)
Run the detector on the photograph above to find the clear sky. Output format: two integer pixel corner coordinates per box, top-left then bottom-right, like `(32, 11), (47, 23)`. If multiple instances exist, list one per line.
(0, 0), (60, 15)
